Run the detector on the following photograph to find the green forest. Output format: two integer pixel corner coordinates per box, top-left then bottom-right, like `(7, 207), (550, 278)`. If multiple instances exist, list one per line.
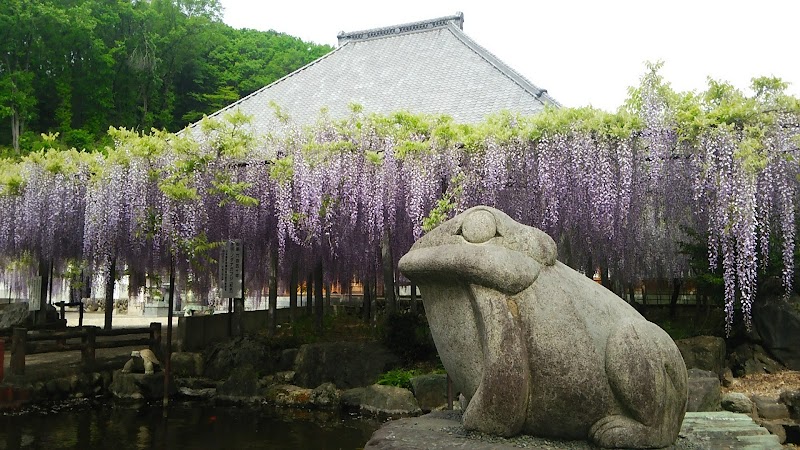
(0, 0), (332, 157)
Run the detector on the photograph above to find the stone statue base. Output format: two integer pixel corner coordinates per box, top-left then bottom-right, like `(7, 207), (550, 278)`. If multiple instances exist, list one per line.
(364, 411), (782, 450)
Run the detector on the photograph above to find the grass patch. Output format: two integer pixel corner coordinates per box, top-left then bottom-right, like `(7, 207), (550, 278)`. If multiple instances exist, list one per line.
(376, 368), (422, 390)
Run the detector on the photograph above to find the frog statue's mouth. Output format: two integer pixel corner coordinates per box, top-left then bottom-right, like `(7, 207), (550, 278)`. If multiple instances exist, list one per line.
(398, 206), (558, 437)
(398, 206), (556, 295)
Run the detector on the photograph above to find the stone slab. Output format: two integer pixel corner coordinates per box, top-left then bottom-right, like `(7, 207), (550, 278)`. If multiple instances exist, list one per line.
(364, 411), (783, 450)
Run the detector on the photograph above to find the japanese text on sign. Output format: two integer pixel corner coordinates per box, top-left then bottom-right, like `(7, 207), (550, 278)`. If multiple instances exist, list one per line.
(219, 240), (243, 298)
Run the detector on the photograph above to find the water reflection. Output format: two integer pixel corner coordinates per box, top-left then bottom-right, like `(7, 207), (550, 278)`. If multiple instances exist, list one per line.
(1, 400), (381, 450)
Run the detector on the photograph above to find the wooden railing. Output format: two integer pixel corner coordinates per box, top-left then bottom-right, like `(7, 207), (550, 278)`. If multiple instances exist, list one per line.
(1, 323), (161, 377)
(54, 301), (85, 327)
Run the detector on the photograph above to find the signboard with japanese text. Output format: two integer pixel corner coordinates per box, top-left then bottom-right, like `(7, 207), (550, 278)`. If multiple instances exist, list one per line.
(219, 240), (243, 298)
(29, 276), (42, 311)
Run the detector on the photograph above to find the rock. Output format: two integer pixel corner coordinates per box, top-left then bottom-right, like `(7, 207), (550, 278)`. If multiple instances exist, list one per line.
(310, 382), (340, 409)
(293, 342), (400, 389)
(264, 384), (312, 407)
(170, 352), (204, 377)
(779, 390), (800, 420)
(728, 343), (784, 376)
(44, 377), (72, 399)
(686, 368), (721, 412)
(753, 395), (791, 420)
(398, 206), (688, 448)
(410, 373), (448, 411)
(675, 336), (726, 374)
(720, 368), (734, 388)
(109, 370), (172, 400)
(0, 303), (31, 328)
(758, 420), (787, 444)
(203, 336), (281, 379)
(273, 371), (295, 384)
(359, 384), (421, 417)
(68, 374), (97, 397)
(753, 296), (800, 370)
(279, 348), (298, 371)
(216, 365), (260, 401)
(114, 298), (128, 314)
(341, 387), (366, 409)
(175, 377), (216, 398)
(721, 392), (754, 414)
(28, 303), (59, 324)
(177, 386), (216, 399)
(258, 371), (295, 388)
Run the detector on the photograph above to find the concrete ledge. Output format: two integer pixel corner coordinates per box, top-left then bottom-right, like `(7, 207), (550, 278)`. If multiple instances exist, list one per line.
(364, 411), (783, 450)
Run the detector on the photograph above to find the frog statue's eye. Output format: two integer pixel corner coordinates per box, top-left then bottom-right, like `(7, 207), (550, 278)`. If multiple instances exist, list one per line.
(460, 210), (497, 244)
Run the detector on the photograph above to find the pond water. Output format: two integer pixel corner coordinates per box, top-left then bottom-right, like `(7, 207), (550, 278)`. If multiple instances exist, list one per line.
(0, 400), (382, 450)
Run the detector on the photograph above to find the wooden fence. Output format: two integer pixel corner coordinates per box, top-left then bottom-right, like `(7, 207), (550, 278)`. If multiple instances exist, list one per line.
(1, 323), (161, 377)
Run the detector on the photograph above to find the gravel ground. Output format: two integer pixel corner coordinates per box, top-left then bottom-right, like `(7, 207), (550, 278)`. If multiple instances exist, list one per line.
(723, 370), (800, 398)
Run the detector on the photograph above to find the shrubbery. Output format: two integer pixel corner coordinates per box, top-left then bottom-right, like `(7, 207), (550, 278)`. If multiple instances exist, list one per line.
(380, 312), (437, 364)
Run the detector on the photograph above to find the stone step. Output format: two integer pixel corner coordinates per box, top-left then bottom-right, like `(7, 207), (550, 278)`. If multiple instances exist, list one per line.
(365, 410), (786, 449)
(680, 412), (783, 449)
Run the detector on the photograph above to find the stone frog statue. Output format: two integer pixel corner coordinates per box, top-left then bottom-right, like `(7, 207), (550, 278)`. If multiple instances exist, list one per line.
(122, 349), (161, 375)
(398, 206), (688, 449)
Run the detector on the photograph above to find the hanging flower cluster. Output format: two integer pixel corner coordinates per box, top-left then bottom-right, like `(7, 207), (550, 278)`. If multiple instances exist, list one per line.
(0, 71), (797, 331)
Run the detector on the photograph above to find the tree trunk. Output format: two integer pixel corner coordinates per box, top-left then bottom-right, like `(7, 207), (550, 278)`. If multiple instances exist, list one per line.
(325, 282), (331, 313)
(584, 256), (594, 279)
(36, 258), (49, 325)
(289, 263), (298, 321)
(669, 278), (682, 318)
(305, 272), (312, 315)
(11, 112), (20, 153)
(362, 279), (371, 323)
(381, 232), (396, 315)
(314, 261), (323, 333)
(81, 269), (92, 301)
(47, 260), (54, 305)
(371, 276), (378, 325)
(599, 265), (612, 290)
(104, 255), (117, 330)
(163, 257), (175, 411)
(268, 247), (278, 336)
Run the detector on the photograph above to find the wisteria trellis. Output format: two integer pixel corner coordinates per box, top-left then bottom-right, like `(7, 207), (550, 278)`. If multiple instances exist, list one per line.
(0, 73), (798, 331)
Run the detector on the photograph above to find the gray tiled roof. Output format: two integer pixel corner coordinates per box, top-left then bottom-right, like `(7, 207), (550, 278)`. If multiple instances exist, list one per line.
(192, 13), (559, 136)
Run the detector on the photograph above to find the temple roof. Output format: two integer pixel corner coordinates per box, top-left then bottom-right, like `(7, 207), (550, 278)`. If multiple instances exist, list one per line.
(194, 13), (559, 135)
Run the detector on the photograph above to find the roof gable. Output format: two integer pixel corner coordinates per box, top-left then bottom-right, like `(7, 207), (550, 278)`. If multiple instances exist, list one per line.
(196, 13), (559, 135)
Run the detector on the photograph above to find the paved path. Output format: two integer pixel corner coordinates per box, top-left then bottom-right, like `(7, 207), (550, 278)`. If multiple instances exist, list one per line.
(62, 310), (179, 329)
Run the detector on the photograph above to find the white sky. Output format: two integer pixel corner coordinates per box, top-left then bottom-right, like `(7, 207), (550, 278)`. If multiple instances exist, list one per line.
(219, 0), (800, 112)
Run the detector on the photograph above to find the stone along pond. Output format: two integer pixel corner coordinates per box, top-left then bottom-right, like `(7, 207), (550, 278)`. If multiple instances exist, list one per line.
(1, 400), (381, 449)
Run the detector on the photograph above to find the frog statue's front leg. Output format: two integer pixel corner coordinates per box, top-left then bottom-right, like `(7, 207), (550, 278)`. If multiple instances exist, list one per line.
(461, 284), (530, 436)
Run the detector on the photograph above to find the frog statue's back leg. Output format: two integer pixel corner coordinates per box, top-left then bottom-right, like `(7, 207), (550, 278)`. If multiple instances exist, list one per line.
(590, 319), (688, 448)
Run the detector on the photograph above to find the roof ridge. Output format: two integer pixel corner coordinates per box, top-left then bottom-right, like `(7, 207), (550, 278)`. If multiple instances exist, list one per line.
(337, 12), (464, 45)
(444, 22), (560, 107)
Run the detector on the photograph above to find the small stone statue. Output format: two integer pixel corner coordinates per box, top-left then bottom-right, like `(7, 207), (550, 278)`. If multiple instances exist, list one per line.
(398, 206), (688, 448)
(122, 349), (161, 375)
